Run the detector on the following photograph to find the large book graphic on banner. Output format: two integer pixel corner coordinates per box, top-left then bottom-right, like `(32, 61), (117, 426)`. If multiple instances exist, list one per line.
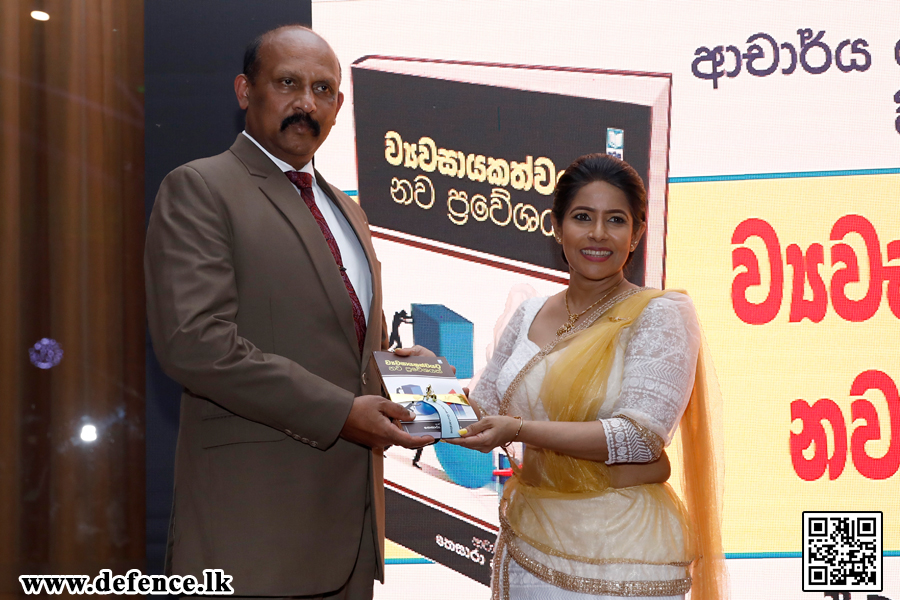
(351, 57), (673, 586)
(352, 56), (672, 287)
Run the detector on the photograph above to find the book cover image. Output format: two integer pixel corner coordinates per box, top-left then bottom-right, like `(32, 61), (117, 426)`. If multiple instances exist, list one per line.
(372, 351), (477, 439)
(352, 56), (672, 288)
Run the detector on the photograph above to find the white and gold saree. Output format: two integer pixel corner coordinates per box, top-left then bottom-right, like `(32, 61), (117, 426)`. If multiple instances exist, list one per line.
(470, 289), (726, 599)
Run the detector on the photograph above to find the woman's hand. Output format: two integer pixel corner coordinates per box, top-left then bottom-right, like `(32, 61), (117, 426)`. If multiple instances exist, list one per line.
(607, 450), (671, 488)
(443, 415), (521, 453)
(462, 387), (485, 419)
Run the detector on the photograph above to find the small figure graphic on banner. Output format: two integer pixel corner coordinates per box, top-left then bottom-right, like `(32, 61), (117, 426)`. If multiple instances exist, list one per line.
(389, 309), (413, 349)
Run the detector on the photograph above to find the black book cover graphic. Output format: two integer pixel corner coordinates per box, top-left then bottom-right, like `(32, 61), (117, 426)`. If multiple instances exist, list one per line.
(352, 57), (671, 286)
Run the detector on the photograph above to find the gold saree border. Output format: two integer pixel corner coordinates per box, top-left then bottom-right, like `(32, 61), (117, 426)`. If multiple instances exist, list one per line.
(493, 527), (692, 598)
(498, 499), (692, 568)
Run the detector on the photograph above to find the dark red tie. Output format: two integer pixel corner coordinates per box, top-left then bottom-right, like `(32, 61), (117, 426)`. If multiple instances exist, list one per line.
(286, 171), (367, 355)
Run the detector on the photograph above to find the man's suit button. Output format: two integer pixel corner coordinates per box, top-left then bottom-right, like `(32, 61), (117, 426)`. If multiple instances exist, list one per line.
(301, 437), (310, 444)
(361, 372), (368, 385)
(310, 441), (318, 448)
(293, 434), (301, 441)
(285, 429), (292, 436)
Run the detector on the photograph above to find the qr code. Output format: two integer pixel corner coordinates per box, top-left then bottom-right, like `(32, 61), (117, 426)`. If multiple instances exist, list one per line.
(803, 511), (882, 592)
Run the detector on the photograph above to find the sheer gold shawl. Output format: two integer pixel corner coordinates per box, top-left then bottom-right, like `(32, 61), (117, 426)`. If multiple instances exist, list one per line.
(497, 289), (726, 599)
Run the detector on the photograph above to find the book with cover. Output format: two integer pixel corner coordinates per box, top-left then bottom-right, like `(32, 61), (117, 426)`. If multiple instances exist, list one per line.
(371, 351), (477, 439)
(353, 56), (672, 288)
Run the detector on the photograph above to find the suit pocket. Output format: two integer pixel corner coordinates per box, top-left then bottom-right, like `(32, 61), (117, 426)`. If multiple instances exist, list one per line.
(200, 413), (287, 449)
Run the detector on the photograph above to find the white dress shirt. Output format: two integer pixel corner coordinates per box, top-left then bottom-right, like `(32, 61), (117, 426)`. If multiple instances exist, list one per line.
(242, 131), (373, 321)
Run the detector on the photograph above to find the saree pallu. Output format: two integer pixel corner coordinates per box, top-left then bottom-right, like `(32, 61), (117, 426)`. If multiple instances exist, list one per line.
(492, 289), (725, 599)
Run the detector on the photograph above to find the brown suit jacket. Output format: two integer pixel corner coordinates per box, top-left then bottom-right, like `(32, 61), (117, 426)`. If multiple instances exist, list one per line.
(145, 134), (386, 596)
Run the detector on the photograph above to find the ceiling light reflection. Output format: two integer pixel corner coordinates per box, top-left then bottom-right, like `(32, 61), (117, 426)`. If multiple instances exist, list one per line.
(31, 10), (50, 21)
(80, 424), (98, 443)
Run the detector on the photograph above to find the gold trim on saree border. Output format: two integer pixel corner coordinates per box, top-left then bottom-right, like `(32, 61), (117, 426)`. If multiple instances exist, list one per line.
(498, 287), (649, 417)
(498, 502), (692, 568)
(505, 530), (692, 597)
(491, 536), (512, 600)
(493, 525), (692, 598)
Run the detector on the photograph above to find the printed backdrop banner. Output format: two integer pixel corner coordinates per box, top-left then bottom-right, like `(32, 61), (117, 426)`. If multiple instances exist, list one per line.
(666, 173), (900, 554)
(311, 1), (900, 597)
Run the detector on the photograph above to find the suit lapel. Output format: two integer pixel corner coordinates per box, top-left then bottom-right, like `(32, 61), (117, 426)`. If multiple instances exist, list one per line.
(266, 174), (362, 359)
(230, 135), (361, 359)
(316, 170), (382, 362)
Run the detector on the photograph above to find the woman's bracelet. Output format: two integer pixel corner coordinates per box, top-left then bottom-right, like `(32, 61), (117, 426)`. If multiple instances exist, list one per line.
(501, 416), (524, 449)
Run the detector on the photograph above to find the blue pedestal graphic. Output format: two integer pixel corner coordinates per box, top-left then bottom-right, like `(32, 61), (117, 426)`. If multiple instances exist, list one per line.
(433, 443), (494, 489)
(411, 304), (474, 379)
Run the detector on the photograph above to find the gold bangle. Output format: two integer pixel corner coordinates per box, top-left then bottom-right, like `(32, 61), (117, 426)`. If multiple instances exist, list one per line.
(501, 416), (524, 449)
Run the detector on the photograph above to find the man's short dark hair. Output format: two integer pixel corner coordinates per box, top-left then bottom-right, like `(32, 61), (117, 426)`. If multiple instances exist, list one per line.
(242, 33), (266, 83)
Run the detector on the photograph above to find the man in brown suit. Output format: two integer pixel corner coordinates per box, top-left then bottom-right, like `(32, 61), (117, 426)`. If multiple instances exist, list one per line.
(145, 26), (432, 598)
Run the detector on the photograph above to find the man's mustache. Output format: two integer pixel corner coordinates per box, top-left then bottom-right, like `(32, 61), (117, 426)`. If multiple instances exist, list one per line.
(280, 111), (321, 136)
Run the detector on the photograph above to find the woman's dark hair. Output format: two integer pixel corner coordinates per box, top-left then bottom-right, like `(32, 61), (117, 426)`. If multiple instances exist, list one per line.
(551, 153), (647, 267)
(552, 153), (647, 230)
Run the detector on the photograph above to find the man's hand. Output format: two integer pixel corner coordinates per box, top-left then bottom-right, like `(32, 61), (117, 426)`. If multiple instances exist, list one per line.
(340, 395), (434, 449)
(393, 345), (456, 375)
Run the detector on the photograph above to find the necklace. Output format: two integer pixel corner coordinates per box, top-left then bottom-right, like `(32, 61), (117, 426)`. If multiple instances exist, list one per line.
(556, 281), (622, 337)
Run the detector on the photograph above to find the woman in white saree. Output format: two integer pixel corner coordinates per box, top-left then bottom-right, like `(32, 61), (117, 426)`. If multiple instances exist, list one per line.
(447, 154), (726, 599)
